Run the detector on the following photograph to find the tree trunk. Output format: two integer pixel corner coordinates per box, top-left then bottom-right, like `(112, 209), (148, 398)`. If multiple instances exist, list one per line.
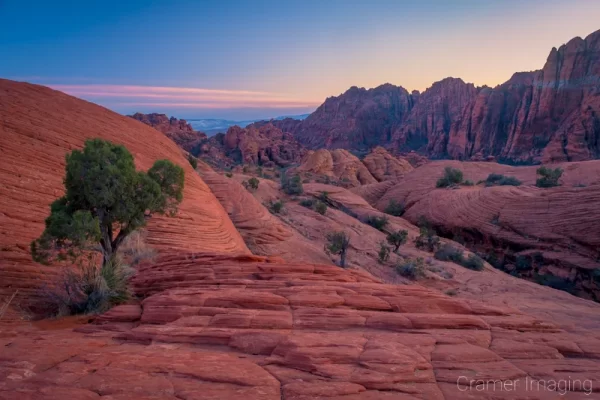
(340, 250), (346, 268)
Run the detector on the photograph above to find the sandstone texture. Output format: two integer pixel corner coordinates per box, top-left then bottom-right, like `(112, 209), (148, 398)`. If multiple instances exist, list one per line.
(2, 252), (600, 399)
(285, 30), (600, 163)
(296, 149), (378, 187)
(129, 112), (207, 153)
(0, 79), (249, 302)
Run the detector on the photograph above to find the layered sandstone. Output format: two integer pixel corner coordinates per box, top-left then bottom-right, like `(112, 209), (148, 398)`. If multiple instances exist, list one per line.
(129, 112), (207, 153)
(288, 30), (600, 163)
(296, 149), (378, 187)
(362, 146), (414, 181)
(0, 80), (249, 302)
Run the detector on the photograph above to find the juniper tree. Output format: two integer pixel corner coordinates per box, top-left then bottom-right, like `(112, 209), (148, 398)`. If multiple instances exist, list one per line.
(31, 139), (184, 268)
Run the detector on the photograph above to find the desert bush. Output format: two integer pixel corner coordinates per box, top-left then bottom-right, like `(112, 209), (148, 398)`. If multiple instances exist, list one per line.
(536, 166), (563, 188)
(434, 244), (464, 263)
(414, 219), (441, 252)
(461, 254), (485, 271)
(299, 198), (315, 208)
(377, 242), (390, 264)
(319, 191), (329, 202)
(225, 172), (233, 178)
(325, 231), (350, 268)
(315, 201), (328, 215)
(463, 180), (474, 186)
(366, 215), (389, 231)
(386, 230), (408, 252)
(281, 172), (303, 195)
(267, 200), (284, 214)
(436, 167), (463, 188)
(384, 199), (405, 216)
(445, 289), (458, 296)
(187, 154), (198, 169)
(484, 173), (521, 187)
(396, 258), (425, 280)
(248, 177), (260, 190)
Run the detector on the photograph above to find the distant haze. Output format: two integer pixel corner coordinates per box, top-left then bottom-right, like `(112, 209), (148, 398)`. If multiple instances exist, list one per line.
(1, 1), (599, 119)
(187, 114), (310, 136)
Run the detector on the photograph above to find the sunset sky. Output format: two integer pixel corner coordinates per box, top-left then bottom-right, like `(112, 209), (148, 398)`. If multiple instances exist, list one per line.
(1, 0), (599, 119)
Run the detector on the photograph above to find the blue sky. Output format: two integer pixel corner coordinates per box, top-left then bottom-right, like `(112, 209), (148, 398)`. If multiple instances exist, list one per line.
(1, 0), (599, 119)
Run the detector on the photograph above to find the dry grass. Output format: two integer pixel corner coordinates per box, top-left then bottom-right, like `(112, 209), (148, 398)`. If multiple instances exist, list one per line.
(0, 290), (18, 320)
(118, 230), (157, 267)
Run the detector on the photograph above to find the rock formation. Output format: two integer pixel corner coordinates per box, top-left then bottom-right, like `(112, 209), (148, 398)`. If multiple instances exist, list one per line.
(287, 30), (600, 164)
(129, 112), (207, 153)
(362, 146), (414, 181)
(0, 80), (248, 303)
(296, 149), (378, 187)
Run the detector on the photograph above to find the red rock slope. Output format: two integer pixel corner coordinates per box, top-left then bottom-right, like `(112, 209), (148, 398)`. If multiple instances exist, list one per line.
(2, 252), (600, 399)
(0, 79), (249, 300)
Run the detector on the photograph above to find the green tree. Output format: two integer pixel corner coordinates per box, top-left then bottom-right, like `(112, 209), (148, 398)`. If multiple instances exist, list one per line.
(377, 242), (390, 264)
(536, 166), (563, 188)
(386, 229), (408, 252)
(31, 139), (184, 268)
(325, 231), (350, 268)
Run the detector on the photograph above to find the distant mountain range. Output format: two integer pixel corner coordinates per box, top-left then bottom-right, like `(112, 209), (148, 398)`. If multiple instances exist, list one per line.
(187, 114), (310, 136)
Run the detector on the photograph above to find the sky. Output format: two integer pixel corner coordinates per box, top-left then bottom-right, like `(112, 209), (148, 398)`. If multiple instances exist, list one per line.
(1, 0), (599, 120)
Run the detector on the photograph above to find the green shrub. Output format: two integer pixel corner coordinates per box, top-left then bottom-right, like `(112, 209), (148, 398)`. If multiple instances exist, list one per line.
(386, 230), (408, 252)
(434, 244), (464, 263)
(463, 180), (474, 186)
(436, 167), (463, 188)
(248, 177), (260, 190)
(281, 173), (303, 195)
(315, 201), (328, 215)
(325, 231), (350, 268)
(445, 289), (458, 296)
(461, 254), (485, 271)
(396, 258), (425, 280)
(225, 172), (233, 178)
(267, 200), (284, 214)
(188, 154), (198, 169)
(485, 173), (522, 187)
(384, 199), (405, 216)
(366, 215), (389, 231)
(536, 166), (563, 188)
(299, 198), (315, 208)
(377, 242), (390, 264)
(414, 220), (441, 252)
(319, 191), (329, 202)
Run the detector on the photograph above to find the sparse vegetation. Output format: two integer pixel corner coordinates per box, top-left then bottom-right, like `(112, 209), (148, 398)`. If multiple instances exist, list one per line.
(436, 167), (463, 188)
(536, 166), (563, 188)
(414, 218), (441, 252)
(325, 231), (350, 268)
(445, 289), (458, 296)
(463, 180), (474, 186)
(462, 254), (485, 271)
(248, 177), (260, 190)
(366, 215), (389, 231)
(225, 172), (233, 178)
(299, 198), (315, 208)
(396, 257), (425, 280)
(377, 242), (390, 264)
(30, 139), (183, 315)
(187, 154), (198, 169)
(319, 191), (329, 202)
(281, 172), (304, 195)
(386, 230), (408, 253)
(384, 199), (405, 217)
(267, 199), (284, 214)
(315, 201), (328, 215)
(484, 173), (522, 187)
(434, 244), (464, 263)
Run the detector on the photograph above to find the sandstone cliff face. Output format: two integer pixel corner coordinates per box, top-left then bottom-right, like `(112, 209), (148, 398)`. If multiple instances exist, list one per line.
(0, 80), (249, 301)
(129, 112), (207, 153)
(197, 123), (306, 168)
(291, 30), (600, 163)
(295, 84), (415, 150)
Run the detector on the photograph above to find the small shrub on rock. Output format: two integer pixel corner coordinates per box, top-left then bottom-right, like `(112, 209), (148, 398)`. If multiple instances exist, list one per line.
(366, 215), (389, 231)
(536, 166), (563, 188)
(267, 200), (284, 214)
(325, 231), (350, 268)
(414, 219), (441, 252)
(436, 167), (463, 188)
(299, 198), (315, 208)
(386, 230), (408, 252)
(461, 254), (485, 271)
(396, 258), (425, 280)
(384, 199), (405, 217)
(248, 177), (260, 190)
(315, 201), (328, 215)
(225, 172), (233, 178)
(485, 173), (521, 187)
(187, 154), (198, 169)
(434, 244), (465, 263)
(281, 173), (303, 195)
(377, 242), (390, 264)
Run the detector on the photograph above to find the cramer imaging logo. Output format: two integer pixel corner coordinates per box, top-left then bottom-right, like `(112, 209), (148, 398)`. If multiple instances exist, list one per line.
(457, 376), (594, 396)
